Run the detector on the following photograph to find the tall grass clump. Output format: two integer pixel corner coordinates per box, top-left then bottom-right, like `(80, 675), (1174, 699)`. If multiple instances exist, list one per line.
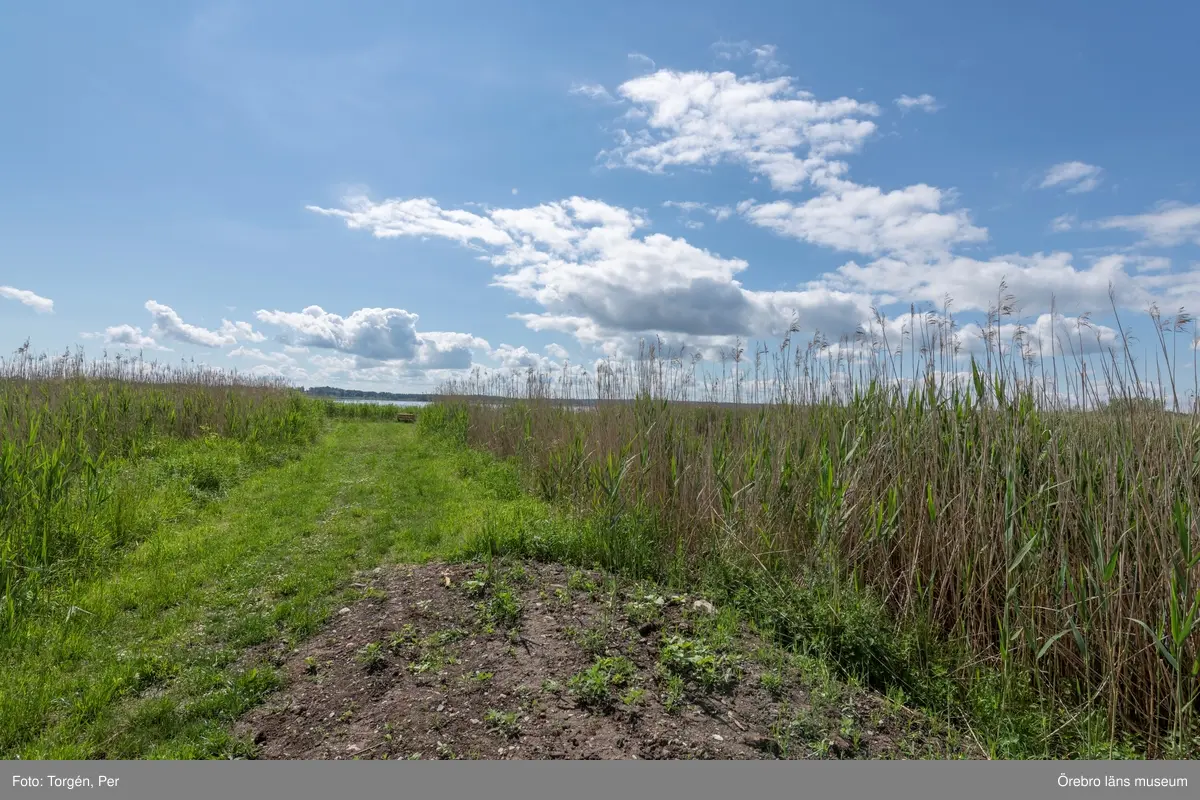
(318, 399), (418, 421)
(0, 344), (322, 625)
(428, 289), (1200, 757)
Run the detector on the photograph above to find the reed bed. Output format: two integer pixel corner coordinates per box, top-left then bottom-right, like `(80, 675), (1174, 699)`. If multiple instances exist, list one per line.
(318, 399), (420, 421)
(431, 293), (1200, 756)
(0, 344), (322, 625)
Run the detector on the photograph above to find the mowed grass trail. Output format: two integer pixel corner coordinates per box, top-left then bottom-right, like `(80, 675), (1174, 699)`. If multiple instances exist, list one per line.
(0, 420), (538, 759)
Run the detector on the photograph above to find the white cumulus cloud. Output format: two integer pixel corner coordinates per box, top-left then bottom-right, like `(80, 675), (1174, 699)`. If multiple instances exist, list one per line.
(1095, 202), (1200, 247)
(306, 195), (513, 246)
(0, 286), (54, 313)
(744, 181), (986, 258)
(228, 346), (295, 364)
(84, 324), (171, 351)
(818, 250), (1139, 316)
(894, 94), (940, 113)
(1040, 161), (1104, 194)
(601, 69), (880, 191)
(144, 300), (263, 347)
(254, 304), (490, 371)
(415, 331), (491, 370)
(254, 305), (422, 361)
(310, 193), (876, 353)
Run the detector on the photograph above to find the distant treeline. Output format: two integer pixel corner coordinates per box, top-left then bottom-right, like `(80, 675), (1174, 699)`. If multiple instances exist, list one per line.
(302, 386), (434, 402)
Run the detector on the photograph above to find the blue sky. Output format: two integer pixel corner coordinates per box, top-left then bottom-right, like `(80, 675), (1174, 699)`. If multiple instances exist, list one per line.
(3, 0), (1199, 395)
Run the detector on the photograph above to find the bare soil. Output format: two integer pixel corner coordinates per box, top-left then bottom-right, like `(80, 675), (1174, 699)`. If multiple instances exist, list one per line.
(238, 560), (973, 760)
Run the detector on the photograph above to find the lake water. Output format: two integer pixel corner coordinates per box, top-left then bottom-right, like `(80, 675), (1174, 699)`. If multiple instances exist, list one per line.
(328, 398), (430, 408)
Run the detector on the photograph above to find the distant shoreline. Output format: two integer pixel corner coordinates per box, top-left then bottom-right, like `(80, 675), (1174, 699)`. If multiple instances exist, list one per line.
(302, 387), (435, 402)
(302, 387), (765, 409)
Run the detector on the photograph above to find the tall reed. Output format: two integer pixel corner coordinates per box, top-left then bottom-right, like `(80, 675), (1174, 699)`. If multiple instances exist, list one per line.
(0, 344), (322, 624)
(432, 291), (1200, 755)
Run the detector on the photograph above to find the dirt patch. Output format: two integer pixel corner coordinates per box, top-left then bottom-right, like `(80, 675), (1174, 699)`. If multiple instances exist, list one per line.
(238, 560), (972, 760)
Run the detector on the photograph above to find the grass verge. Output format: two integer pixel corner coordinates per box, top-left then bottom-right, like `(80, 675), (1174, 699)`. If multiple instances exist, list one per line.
(0, 419), (541, 758)
(1, 412), (1170, 759)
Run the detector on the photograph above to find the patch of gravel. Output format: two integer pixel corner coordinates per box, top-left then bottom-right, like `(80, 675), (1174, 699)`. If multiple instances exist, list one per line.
(237, 561), (969, 760)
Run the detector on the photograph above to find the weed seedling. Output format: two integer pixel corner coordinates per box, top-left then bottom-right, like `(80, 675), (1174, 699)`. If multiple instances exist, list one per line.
(659, 634), (740, 692)
(355, 642), (386, 672)
(486, 588), (522, 628)
(484, 709), (520, 739)
(662, 674), (686, 713)
(388, 625), (418, 652)
(567, 624), (608, 657)
(760, 670), (786, 700)
(569, 656), (637, 710)
(568, 570), (597, 595)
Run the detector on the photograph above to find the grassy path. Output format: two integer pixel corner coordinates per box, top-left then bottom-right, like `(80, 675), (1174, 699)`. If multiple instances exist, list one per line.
(0, 421), (538, 759)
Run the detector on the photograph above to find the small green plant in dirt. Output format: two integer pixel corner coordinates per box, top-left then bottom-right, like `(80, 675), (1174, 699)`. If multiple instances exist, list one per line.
(554, 588), (572, 607)
(408, 643), (456, 675)
(660, 634), (740, 692)
(760, 669), (787, 700)
(303, 657), (319, 675)
(569, 656), (637, 709)
(568, 570), (597, 594)
(355, 642), (387, 672)
(484, 709), (520, 739)
(885, 684), (909, 713)
(472, 671), (494, 682)
(482, 588), (522, 628)
(566, 624), (608, 657)
(462, 573), (489, 598)
(423, 627), (468, 647)
(767, 702), (827, 758)
(687, 606), (740, 652)
(621, 687), (647, 707)
(625, 594), (665, 626)
(503, 564), (531, 586)
(388, 625), (419, 652)
(662, 674), (686, 713)
(839, 714), (864, 754)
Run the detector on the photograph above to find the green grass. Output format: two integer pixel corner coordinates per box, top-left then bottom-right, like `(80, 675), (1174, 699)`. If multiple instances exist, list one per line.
(1, 395), (1180, 760)
(483, 709), (520, 739)
(1, 348), (323, 624)
(422, 407), (1175, 759)
(568, 656), (638, 710)
(0, 419), (543, 758)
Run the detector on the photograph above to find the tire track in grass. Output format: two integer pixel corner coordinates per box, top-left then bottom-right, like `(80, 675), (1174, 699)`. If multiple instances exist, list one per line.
(0, 420), (523, 758)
